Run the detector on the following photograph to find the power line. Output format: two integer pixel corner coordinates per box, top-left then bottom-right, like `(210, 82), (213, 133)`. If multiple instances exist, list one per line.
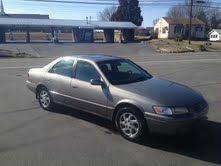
(23, 0), (118, 5)
(22, 0), (221, 5)
(22, 0), (221, 8)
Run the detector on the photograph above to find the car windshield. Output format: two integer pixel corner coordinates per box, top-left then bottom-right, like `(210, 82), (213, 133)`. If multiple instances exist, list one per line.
(97, 59), (152, 85)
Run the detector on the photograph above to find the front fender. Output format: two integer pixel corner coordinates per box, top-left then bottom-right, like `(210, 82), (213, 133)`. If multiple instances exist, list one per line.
(114, 99), (146, 113)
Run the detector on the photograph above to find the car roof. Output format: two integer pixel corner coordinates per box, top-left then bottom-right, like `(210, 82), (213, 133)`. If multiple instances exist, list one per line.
(63, 54), (123, 62)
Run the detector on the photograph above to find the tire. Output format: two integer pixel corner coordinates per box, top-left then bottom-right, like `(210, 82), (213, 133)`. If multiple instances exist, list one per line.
(116, 107), (147, 141)
(37, 86), (54, 110)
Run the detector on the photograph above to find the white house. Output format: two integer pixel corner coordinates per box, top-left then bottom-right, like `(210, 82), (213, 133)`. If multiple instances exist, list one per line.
(154, 17), (206, 39)
(209, 29), (221, 42)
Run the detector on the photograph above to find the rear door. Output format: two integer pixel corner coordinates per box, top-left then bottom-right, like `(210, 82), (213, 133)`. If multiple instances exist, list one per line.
(44, 59), (75, 104)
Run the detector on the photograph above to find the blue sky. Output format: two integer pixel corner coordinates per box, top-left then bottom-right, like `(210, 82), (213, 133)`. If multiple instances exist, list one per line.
(3, 0), (169, 27)
(2, 0), (218, 27)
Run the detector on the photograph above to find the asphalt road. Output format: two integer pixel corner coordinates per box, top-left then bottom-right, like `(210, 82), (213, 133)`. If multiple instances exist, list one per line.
(0, 48), (221, 166)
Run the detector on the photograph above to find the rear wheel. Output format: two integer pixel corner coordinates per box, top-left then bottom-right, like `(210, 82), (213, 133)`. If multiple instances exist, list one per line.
(38, 86), (54, 110)
(116, 107), (147, 141)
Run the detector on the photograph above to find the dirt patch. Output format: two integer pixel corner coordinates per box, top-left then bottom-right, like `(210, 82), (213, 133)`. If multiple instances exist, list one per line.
(148, 39), (221, 53)
(0, 49), (33, 58)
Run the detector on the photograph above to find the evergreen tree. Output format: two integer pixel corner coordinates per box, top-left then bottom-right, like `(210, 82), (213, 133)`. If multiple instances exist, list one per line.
(111, 0), (143, 42)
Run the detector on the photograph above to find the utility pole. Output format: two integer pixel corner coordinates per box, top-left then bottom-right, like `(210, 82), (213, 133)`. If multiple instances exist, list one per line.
(0, 0), (5, 15)
(189, 0), (193, 44)
(86, 17), (88, 24)
(188, 0), (206, 44)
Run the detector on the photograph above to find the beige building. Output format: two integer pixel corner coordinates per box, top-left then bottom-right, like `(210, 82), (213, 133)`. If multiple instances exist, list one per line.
(154, 17), (206, 39)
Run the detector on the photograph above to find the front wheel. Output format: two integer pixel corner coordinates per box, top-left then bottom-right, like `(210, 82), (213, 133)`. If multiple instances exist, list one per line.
(38, 87), (54, 110)
(116, 107), (147, 141)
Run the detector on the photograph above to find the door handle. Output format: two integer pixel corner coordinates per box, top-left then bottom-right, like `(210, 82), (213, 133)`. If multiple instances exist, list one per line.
(72, 85), (78, 88)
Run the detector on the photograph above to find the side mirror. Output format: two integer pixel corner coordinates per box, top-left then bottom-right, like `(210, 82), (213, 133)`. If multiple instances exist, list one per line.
(90, 79), (104, 86)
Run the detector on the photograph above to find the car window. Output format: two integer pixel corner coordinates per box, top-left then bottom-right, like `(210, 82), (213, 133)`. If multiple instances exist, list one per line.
(97, 59), (152, 85)
(75, 61), (100, 82)
(117, 61), (140, 74)
(49, 59), (75, 77)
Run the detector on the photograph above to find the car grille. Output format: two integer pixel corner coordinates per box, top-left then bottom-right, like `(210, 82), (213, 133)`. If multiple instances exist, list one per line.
(188, 101), (208, 113)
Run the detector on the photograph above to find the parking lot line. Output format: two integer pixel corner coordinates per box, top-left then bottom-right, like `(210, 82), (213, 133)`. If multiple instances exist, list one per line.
(0, 66), (42, 69)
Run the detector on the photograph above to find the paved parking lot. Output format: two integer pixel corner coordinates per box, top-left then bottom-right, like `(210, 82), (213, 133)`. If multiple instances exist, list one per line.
(0, 44), (221, 166)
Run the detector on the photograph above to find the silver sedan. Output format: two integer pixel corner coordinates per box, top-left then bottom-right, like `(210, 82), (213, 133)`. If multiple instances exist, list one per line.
(26, 55), (208, 141)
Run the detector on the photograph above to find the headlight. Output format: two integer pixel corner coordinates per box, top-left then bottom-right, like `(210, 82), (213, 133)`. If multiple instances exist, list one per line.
(153, 106), (173, 115)
(153, 106), (188, 115)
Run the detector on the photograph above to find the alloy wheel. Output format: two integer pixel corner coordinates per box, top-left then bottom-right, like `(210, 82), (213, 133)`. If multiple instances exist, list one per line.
(39, 90), (51, 108)
(119, 112), (140, 138)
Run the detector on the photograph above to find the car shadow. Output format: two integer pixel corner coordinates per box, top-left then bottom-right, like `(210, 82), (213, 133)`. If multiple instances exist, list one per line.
(50, 104), (115, 132)
(138, 119), (221, 165)
(50, 105), (221, 165)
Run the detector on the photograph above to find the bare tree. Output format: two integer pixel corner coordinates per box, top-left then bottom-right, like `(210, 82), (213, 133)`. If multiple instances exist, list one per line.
(209, 9), (221, 29)
(166, 4), (188, 18)
(166, 0), (221, 29)
(98, 6), (117, 21)
(167, 0), (211, 20)
(152, 18), (159, 26)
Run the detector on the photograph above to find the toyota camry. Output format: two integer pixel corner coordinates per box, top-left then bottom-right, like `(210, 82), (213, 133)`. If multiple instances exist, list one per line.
(26, 55), (209, 141)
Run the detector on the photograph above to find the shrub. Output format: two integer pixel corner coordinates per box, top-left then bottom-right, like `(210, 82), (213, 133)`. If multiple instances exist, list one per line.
(151, 31), (158, 39)
(174, 33), (183, 42)
(199, 44), (207, 51)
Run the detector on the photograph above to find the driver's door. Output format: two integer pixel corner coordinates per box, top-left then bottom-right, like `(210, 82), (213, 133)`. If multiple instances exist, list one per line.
(69, 60), (109, 118)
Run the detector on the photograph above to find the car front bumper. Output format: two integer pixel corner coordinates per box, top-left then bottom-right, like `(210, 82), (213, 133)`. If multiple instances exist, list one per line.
(145, 107), (208, 134)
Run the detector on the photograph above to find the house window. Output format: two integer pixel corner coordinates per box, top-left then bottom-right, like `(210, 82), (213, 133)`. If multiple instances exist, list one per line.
(162, 27), (168, 34)
(174, 25), (183, 34)
(162, 27), (166, 34)
(211, 35), (218, 38)
(195, 27), (203, 32)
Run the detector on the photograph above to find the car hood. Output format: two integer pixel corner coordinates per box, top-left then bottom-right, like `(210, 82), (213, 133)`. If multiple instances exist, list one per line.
(116, 77), (203, 106)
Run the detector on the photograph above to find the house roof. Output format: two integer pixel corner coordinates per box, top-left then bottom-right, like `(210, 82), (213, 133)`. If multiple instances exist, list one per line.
(210, 29), (221, 35)
(0, 14), (49, 19)
(0, 0), (49, 19)
(0, 0), (48, 19)
(163, 17), (205, 25)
